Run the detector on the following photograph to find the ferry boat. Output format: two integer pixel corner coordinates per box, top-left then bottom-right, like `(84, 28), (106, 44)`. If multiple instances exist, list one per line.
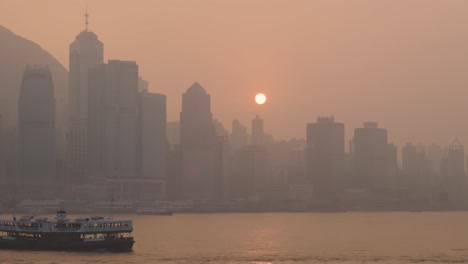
(0, 210), (134, 251)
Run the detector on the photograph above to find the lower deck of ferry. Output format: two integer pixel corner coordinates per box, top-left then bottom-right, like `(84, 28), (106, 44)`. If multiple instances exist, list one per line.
(0, 231), (134, 251)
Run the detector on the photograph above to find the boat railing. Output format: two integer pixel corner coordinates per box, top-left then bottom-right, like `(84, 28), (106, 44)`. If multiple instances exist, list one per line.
(0, 219), (133, 233)
(81, 222), (132, 233)
(17, 226), (40, 231)
(0, 223), (17, 232)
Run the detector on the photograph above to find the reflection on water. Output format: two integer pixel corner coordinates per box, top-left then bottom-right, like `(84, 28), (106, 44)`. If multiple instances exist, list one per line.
(2, 212), (468, 263)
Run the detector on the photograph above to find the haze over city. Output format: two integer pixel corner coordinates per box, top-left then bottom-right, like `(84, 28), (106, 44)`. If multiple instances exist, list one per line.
(3, 0), (468, 145)
(4, 1), (468, 263)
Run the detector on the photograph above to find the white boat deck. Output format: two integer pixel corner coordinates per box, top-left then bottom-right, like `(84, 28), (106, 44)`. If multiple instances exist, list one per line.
(0, 215), (132, 233)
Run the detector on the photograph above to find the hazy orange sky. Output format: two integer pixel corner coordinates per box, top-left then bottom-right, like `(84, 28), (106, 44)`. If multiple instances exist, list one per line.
(2, 0), (468, 147)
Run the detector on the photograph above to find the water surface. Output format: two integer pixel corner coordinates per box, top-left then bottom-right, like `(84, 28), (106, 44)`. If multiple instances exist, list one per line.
(2, 212), (468, 263)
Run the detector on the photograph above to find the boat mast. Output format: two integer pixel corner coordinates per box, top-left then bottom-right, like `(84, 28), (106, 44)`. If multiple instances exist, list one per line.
(12, 187), (16, 220)
(110, 189), (114, 220)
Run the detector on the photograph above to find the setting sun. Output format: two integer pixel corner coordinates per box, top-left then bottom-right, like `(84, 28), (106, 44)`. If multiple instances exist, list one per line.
(255, 93), (267, 105)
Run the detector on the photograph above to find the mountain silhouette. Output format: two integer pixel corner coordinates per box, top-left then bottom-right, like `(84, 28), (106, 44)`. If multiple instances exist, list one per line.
(0, 24), (68, 128)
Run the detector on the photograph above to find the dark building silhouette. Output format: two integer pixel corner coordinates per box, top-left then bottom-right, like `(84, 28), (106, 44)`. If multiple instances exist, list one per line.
(386, 143), (398, 190)
(306, 116), (345, 205)
(166, 121), (180, 147)
(88, 60), (139, 179)
(66, 13), (104, 188)
(232, 117), (272, 200)
(230, 145), (270, 200)
(213, 119), (229, 137)
(444, 140), (465, 204)
(180, 82), (216, 146)
(166, 144), (182, 200)
(401, 143), (431, 204)
(180, 82), (217, 200)
(427, 144), (446, 176)
(230, 119), (247, 151)
(252, 115), (264, 146)
(216, 136), (230, 201)
(353, 122), (389, 190)
(18, 65), (56, 198)
(88, 60), (143, 201)
(138, 91), (167, 199)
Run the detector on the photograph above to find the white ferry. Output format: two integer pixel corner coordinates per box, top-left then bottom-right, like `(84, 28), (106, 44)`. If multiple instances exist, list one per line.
(0, 210), (134, 251)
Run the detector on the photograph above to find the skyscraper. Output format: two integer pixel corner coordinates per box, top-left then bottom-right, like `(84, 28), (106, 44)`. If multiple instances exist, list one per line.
(180, 82), (216, 147)
(306, 116), (345, 205)
(180, 82), (217, 200)
(18, 65), (56, 198)
(252, 115), (264, 146)
(138, 91), (167, 199)
(230, 119), (247, 151)
(67, 12), (104, 187)
(353, 122), (389, 190)
(401, 143), (431, 200)
(88, 60), (148, 201)
(230, 145), (270, 199)
(446, 140), (465, 203)
(88, 60), (139, 180)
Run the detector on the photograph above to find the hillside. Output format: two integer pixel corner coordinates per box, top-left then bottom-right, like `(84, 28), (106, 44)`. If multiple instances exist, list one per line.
(0, 24), (68, 127)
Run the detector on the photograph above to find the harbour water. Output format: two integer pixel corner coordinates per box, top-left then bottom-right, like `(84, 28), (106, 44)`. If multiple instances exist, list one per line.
(1, 212), (468, 263)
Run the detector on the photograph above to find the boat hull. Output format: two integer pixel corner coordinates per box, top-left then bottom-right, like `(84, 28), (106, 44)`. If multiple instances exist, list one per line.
(0, 237), (134, 251)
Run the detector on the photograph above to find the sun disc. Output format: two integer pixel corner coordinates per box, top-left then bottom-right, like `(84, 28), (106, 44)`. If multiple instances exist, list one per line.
(255, 93), (267, 105)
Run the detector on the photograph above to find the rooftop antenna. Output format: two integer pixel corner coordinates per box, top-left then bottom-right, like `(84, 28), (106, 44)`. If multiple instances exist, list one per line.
(85, 2), (89, 31)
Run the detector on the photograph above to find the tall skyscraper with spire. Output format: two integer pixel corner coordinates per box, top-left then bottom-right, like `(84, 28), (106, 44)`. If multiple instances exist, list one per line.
(66, 10), (104, 188)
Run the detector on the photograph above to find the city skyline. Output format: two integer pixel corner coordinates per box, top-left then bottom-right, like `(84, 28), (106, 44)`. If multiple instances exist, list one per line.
(3, 1), (468, 145)
(2, 2), (468, 262)
(0, 1), (468, 208)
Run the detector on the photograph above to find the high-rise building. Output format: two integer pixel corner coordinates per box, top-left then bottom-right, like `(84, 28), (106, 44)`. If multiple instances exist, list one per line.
(427, 144), (447, 180)
(401, 143), (431, 201)
(0, 113), (5, 198)
(138, 91), (167, 199)
(230, 145), (270, 199)
(18, 65), (56, 198)
(445, 140), (465, 203)
(252, 115), (264, 146)
(230, 117), (273, 200)
(138, 77), (149, 92)
(166, 121), (180, 147)
(216, 136), (230, 201)
(180, 82), (216, 147)
(180, 82), (217, 200)
(66, 13), (104, 187)
(306, 116), (345, 204)
(230, 119), (247, 151)
(386, 143), (398, 190)
(353, 122), (389, 190)
(88, 60), (139, 181)
(88, 60), (159, 201)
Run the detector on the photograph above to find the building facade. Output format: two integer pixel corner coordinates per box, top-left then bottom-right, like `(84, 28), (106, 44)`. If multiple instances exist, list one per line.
(179, 82), (217, 201)
(445, 140), (465, 204)
(138, 91), (167, 199)
(88, 60), (139, 180)
(252, 115), (264, 146)
(18, 65), (56, 198)
(230, 119), (247, 152)
(353, 122), (389, 190)
(306, 116), (345, 205)
(66, 22), (104, 188)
